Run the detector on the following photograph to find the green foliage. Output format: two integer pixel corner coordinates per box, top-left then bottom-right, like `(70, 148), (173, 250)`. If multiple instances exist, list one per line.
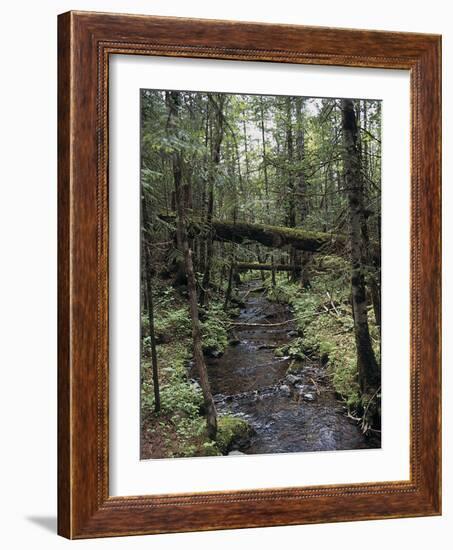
(141, 336), (210, 458)
(266, 271), (379, 412)
(275, 337), (305, 360)
(201, 303), (228, 354)
(155, 307), (192, 339)
(141, 284), (252, 458)
(216, 416), (253, 454)
(315, 255), (350, 274)
(141, 340), (193, 416)
(265, 278), (300, 304)
(144, 291), (229, 356)
(160, 379), (203, 418)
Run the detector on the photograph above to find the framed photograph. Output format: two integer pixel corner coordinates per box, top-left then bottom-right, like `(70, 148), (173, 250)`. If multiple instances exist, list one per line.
(58, 11), (441, 538)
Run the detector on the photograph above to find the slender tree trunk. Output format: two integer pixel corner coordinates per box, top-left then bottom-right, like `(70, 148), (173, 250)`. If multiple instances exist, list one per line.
(224, 264), (235, 310)
(198, 101), (210, 284)
(286, 97), (296, 228)
(295, 97), (310, 287)
(295, 97), (307, 224)
(260, 98), (276, 286)
(166, 91), (217, 439)
(363, 101), (369, 183)
(285, 97), (298, 281)
(255, 245), (266, 282)
(361, 100), (381, 330)
(341, 98), (380, 396)
(243, 117), (250, 184)
(322, 170), (329, 232)
(370, 276), (381, 327)
(168, 188), (187, 286)
(141, 195), (160, 412)
(224, 244), (235, 311)
(200, 94), (225, 307)
(271, 257), (277, 287)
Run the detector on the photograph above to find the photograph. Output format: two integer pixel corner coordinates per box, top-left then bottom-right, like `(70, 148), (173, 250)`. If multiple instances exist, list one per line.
(140, 89), (382, 459)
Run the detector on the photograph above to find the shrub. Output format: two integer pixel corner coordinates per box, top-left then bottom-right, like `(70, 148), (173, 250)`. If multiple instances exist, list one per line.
(201, 302), (228, 355)
(154, 307), (191, 340)
(266, 271), (378, 413)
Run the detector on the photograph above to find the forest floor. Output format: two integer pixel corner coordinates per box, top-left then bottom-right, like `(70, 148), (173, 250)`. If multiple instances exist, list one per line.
(140, 259), (381, 459)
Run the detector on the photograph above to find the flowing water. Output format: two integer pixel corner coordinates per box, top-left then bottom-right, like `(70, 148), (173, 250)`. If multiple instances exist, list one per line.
(206, 280), (380, 455)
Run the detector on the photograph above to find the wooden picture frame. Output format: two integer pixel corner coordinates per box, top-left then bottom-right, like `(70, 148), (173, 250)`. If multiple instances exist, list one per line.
(58, 10), (441, 539)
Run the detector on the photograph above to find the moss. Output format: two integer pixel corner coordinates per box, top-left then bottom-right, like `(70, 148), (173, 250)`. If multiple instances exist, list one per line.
(216, 416), (253, 454)
(201, 441), (223, 456)
(275, 337), (305, 361)
(258, 222), (338, 243)
(314, 254), (350, 273)
(159, 212), (349, 254)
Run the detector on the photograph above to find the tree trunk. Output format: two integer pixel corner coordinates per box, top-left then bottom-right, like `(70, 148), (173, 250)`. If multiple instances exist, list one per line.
(255, 245), (266, 282)
(285, 97), (299, 282)
(260, 98), (276, 286)
(295, 97), (311, 287)
(271, 257), (277, 287)
(235, 262), (293, 272)
(200, 94), (225, 307)
(197, 101), (210, 286)
(141, 195), (160, 412)
(168, 190), (187, 286)
(166, 91), (217, 440)
(224, 247), (235, 311)
(285, 97), (296, 228)
(341, 98), (380, 396)
(243, 117), (250, 184)
(360, 100), (381, 330)
(370, 275), (381, 328)
(159, 213), (379, 258)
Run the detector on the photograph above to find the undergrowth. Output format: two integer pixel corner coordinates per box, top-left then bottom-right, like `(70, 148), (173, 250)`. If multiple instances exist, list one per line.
(141, 282), (246, 458)
(266, 257), (380, 413)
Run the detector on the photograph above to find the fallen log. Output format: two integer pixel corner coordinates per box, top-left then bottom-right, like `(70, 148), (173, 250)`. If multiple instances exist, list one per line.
(229, 319), (296, 327)
(235, 262), (292, 272)
(158, 213), (348, 254)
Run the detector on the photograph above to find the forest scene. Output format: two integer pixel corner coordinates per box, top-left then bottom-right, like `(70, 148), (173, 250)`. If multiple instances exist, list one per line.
(140, 89), (381, 459)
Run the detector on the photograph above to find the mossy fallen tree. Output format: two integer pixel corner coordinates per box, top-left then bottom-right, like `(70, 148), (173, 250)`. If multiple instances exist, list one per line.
(158, 213), (367, 257)
(235, 262), (292, 272)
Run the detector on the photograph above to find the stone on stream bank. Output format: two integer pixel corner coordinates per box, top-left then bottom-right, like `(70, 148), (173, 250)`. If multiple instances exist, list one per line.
(228, 338), (241, 346)
(204, 348), (224, 359)
(216, 417), (254, 454)
(279, 384), (291, 397)
(302, 393), (316, 401)
(285, 373), (303, 385)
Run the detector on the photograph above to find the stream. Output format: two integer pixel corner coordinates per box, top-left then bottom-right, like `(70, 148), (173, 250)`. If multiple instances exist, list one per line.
(205, 279), (380, 455)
